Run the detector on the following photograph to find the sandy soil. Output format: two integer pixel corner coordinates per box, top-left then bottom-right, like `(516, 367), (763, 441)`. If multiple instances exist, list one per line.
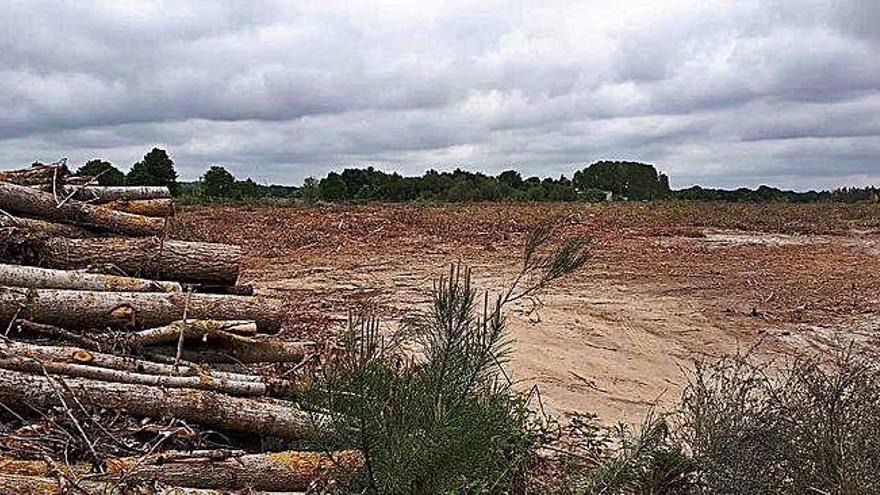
(173, 202), (880, 422)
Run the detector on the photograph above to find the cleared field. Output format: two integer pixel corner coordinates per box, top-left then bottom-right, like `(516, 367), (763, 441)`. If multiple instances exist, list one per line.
(173, 202), (880, 421)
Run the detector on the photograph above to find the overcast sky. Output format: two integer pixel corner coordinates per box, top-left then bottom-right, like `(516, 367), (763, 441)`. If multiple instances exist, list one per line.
(1, 1), (878, 189)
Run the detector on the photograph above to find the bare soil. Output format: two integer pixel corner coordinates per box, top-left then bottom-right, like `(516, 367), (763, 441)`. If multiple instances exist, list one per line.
(172, 202), (880, 422)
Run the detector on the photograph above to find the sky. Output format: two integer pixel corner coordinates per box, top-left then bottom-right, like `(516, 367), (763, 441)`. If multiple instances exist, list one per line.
(0, 0), (878, 190)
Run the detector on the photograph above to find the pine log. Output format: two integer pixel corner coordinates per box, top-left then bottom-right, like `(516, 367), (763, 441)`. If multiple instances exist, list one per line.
(62, 185), (172, 202)
(0, 164), (67, 187)
(100, 450), (362, 491)
(0, 449), (359, 492)
(0, 263), (181, 292)
(0, 214), (91, 237)
(0, 287), (284, 333)
(1, 232), (241, 285)
(3, 339), (266, 385)
(104, 198), (175, 217)
(0, 356), (267, 396)
(0, 181), (165, 236)
(129, 320), (258, 345)
(147, 334), (314, 364)
(0, 368), (313, 439)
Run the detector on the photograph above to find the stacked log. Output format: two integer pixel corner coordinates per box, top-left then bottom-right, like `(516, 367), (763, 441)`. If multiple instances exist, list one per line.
(0, 164), (344, 491)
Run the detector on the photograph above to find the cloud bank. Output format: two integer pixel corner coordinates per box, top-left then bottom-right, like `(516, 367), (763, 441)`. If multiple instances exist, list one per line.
(1, 0), (878, 189)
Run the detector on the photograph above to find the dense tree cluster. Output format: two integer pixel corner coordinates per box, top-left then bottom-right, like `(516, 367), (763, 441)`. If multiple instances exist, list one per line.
(67, 150), (878, 204)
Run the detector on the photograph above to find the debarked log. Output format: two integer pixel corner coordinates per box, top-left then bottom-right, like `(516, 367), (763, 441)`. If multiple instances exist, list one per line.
(0, 287), (284, 333)
(1, 233), (241, 285)
(0, 263), (181, 292)
(0, 181), (165, 236)
(0, 368), (313, 439)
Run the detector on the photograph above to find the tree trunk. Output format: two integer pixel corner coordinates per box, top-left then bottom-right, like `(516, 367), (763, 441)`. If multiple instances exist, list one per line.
(0, 356), (267, 396)
(0, 164), (67, 187)
(147, 334), (314, 364)
(0, 368), (313, 439)
(0, 214), (91, 238)
(3, 339), (269, 385)
(0, 181), (165, 236)
(62, 185), (172, 202)
(104, 198), (175, 217)
(101, 450), (362, 491)
(128, 320), (258, 345)
(0, 287), (284, 333)
(1, 231), (241, 285)
(0, 263), (181, 292)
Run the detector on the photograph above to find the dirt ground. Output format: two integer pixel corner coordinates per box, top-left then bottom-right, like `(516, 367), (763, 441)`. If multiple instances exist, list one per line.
(173, 202), (880, 423)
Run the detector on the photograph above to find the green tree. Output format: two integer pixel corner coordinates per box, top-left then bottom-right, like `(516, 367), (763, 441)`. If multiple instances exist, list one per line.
(300, 176), (319, 204)
(75, 159), (125, 186)
(497, 170), (524, 189)
(319, 172), (348, 202)
(201, 165), (236, 198)
(127, 148), (179, 194)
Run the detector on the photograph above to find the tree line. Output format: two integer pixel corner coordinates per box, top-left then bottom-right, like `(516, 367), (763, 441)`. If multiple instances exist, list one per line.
(60, 148), (879, 204)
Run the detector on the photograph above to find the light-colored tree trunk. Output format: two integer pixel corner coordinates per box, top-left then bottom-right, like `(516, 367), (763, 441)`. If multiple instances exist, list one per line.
(0, 286), (284, 333)
(0, 181), (165, 236)
(0, 263), (181, 292)
(104, 198), (175, 217)
(62, 185), (172, 202)
(1, 232), (241, 285)
(0, 368), (313, 439)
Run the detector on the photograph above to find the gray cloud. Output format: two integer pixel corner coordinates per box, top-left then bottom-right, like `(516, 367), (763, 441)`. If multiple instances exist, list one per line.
(0, 0), (878, 189)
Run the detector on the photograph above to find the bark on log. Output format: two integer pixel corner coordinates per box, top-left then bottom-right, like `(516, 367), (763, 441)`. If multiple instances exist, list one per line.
(0, 181), (165, 236)
(100, 450), (362, 491)
(104, 198), (175, 217)
(129, 320), (258, 345)
(0, 287), (284, 333)
(0, 356), (267, 396)
(0, 263), (181, 292)
(1, 232), (241, 285)
(148, 334), (314, 364)
(0, 368), (313, 439)
(0, 449), (359, 492)
(0, 164), (67, 187)
(191, 283), (255, 296)
(62, 185), (172, 202)
(0, 214), (91, 238)
(3, 340), (267, 385)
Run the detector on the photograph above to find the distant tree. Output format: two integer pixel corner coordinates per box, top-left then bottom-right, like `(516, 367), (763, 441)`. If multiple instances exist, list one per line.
(319, 172), (348, 202)
(201, 165), (236, 198)
(573, 161), (670, 200)
(235, 178), (260, 199)
(300, 177), (319, 204)
(75, 159), (125, 186)
(497, 170), (524, 190)
(127, 148), (179, 194)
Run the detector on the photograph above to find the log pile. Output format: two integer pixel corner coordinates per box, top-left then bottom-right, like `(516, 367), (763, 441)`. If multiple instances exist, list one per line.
(0, 163), (351, 492)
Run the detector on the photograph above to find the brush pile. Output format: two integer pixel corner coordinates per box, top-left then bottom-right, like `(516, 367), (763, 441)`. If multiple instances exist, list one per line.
(0, 162), (358, 493)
